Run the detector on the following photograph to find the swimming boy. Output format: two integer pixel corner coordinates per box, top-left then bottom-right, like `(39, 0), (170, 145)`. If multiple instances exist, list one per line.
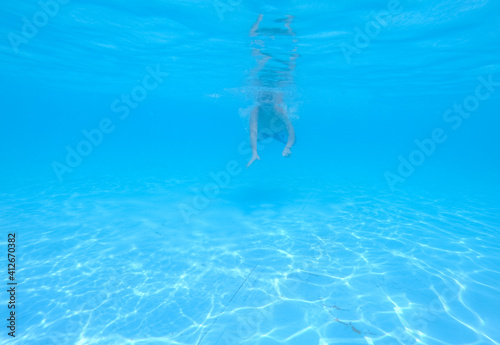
(246, 90), (296, 168)
(246, 14), (298, 168)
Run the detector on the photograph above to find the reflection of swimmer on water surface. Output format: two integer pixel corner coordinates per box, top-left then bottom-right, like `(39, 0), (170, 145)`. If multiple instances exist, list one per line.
(250, 14), (295, 37)
(246, 14), (298, 168)
(249, 14), (298, 87)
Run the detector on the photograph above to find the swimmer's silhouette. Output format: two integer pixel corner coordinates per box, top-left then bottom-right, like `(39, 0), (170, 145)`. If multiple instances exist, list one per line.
(246, 14), (299, 168)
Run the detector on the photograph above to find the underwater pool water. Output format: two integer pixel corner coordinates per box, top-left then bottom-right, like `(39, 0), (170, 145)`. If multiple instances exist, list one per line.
(1, 0), (500, 344)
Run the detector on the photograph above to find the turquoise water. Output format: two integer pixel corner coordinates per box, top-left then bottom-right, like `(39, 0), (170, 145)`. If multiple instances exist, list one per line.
(1, 1), (500, 344)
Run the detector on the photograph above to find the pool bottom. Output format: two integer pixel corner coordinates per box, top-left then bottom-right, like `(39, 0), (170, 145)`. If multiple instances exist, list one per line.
(1, 179), (499, 345)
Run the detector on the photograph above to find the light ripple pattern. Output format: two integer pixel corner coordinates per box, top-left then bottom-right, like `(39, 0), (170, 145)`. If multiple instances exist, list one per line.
(1, 181), (499, 345)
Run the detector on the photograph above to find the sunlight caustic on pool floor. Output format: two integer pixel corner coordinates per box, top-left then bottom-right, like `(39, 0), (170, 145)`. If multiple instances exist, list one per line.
(2, 180), (499, 345)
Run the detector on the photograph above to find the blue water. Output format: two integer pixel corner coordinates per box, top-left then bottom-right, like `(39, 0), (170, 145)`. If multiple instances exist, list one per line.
(1, 1), (500, 344)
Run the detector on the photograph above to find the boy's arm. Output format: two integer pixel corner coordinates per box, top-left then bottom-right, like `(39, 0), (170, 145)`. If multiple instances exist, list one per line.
(284, 116), (295, 149)
(274, 104), (295, 158)
(275, 105), (295, 149)
(247, 107), (260, 167)
(249, 107), (259, 153)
